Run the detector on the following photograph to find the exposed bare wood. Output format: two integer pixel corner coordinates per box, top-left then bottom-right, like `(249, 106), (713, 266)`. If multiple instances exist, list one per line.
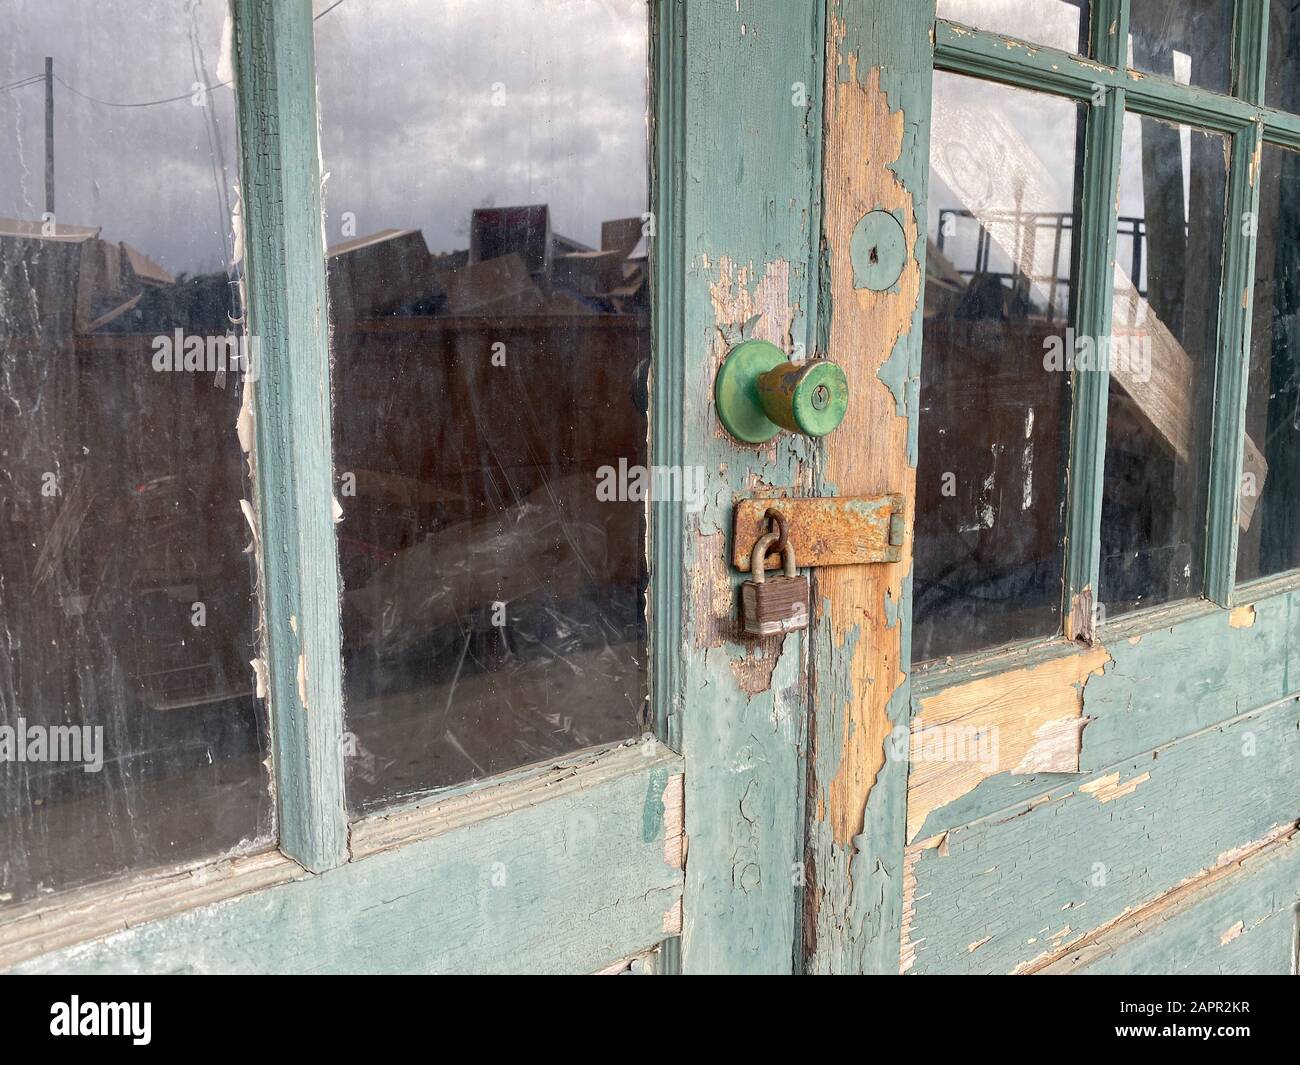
(1079, 770), (1151, 803)
(593, 945), (661, 975)
(1229, 603), (1257, 628)
(662, 772), (686, 870)
(908, 646), (1111, 840)
(817, 41), (921, 850)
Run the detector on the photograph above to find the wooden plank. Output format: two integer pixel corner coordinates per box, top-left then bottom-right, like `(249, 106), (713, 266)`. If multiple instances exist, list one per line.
(1033, 827), (1298, 974)
(648, 0), (686, 974)
(348, 741), (666, 857)
(803, 0), (934, 975)
(673, 0), (825, 974)
(900, 696), (1299, 974)
(731, 493), (904, 571)
(231, 0), (348, 870)
(8, 747), (685, 975)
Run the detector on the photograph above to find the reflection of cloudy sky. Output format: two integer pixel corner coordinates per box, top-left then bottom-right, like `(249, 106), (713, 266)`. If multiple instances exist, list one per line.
(1, 0), (649, 275)
(0, 0), (236, 275)
(928, 71), (1084, 304)
(937, 0), (1086, 53)
(314, 0), (649, 254)
(928, 67), (1201, 301)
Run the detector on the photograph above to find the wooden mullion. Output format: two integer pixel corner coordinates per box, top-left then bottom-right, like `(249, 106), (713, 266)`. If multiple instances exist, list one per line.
(1234, 0), (1271, 105)
(1062, 85), (1125, 641)
(231, 0), (349, 872)
(1122, 80), (1256, 133)
(935, 20), (1103, 100)
(1262, 107), (1300, 149)
(936, 20), (1257, 132)
(1206, 119), (1265, 606)
(1092, 0), (1128, 68)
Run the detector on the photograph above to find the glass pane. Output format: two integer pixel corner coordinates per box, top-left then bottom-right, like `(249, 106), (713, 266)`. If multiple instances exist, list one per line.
(1266, 0), (1300, 112)
(1127, 0), (1235, 94)
(1237, 143), (1300, 583)
(937, 0), (1091, 55)
(1100, 114), (1228, 616)
(914, 73), (1082, 663)
(0, 0), (272, 906)
(315, 0), (650, 811)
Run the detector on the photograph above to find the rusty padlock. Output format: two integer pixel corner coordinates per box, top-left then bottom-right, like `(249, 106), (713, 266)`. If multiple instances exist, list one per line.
(741, 528), (809, 637)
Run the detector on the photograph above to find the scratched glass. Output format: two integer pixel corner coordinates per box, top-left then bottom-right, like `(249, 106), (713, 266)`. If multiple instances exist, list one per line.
(1127, 0), (1235, 94)
(914, 73), (1081, 664)
(0, 0), (273, 907)
(1236, 143), (1300, 584)
(315, 0), (650, 811)
(936, 0), (1092, 55)
(1099, 114), (1228, 617)
(1267, 0), (1300, 112)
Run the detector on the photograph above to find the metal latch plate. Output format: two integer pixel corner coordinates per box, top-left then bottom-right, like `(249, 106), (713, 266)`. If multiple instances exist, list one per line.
(732, 494), (906, 572)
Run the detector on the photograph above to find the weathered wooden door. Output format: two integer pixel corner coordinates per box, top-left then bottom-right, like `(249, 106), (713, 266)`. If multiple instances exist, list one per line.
(799, 0), (1299, 974)
(0, 0), (823, 975)
(4, 0), (1297, 978)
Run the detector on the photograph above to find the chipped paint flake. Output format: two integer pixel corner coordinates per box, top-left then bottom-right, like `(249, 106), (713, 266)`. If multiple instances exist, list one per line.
(1079, 770), (1150, 804)
(296, 652), (309, 710)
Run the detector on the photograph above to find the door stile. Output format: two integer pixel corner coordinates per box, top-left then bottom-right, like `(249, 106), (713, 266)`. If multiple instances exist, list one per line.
(803, 0), (935, 975)
(675, 0), (825, 974)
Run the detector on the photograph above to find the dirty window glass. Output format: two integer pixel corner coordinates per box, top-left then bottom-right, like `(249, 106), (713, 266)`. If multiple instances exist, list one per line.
(1267, 0), (1300, 112)
(0, 0), (272, 907)
(314, 0), (650, 811)
(914, 72), (1081, 663)
(1127, 0), (1235, 94)
(936, 0), (1091, 55)
(1099, 114), (1228, 617)
(1237, 142), (1300, 584)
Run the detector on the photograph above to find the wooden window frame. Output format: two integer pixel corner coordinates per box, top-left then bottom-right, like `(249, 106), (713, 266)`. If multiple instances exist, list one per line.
(923, 0), (1300, 679)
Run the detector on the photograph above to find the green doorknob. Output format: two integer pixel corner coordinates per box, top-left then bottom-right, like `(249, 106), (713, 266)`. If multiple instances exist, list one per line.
(714, 339), (849, 444)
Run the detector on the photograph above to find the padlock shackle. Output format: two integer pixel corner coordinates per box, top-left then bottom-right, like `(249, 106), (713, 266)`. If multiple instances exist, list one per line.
(749, 531), (797, 582)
